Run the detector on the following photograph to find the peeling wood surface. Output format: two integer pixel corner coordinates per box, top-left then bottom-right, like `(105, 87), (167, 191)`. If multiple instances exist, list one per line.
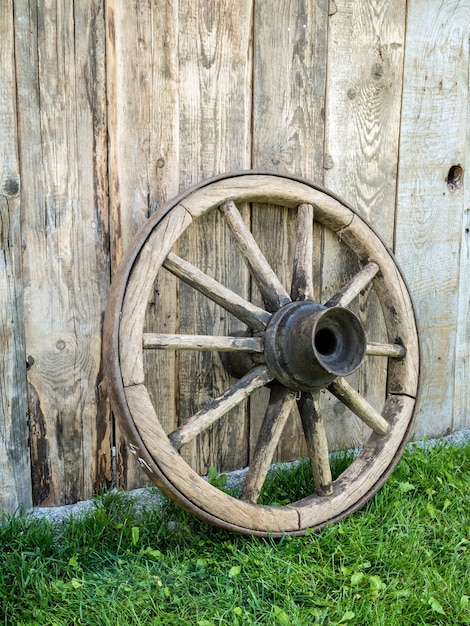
(1, 0), (469, 510)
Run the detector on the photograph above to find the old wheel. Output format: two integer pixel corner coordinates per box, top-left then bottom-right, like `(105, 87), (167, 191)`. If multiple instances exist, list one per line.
(104, 172), (420, 536)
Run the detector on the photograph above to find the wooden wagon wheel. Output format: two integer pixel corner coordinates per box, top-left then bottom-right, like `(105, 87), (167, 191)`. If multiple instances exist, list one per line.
(103, 171), (420, 537)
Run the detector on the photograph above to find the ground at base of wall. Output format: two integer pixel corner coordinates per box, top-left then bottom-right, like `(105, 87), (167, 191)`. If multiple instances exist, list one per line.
(25, 428), (470, 525)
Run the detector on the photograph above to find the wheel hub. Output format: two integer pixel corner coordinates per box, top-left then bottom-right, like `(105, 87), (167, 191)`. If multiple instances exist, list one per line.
(264, 301), (367, 391)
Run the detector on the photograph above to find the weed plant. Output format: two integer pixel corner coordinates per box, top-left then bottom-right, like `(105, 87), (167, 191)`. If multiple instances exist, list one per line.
(1, 442), (469, 625)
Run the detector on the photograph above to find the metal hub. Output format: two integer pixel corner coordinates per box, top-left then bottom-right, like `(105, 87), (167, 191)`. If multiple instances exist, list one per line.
(264, 301), (367, 391)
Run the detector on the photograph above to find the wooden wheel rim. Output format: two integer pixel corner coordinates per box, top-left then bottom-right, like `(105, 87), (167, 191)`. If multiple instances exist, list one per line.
(103, 171), (420, 536)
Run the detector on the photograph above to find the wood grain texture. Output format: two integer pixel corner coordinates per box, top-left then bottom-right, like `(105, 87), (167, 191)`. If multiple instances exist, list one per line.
(106, 0), (180, 267)
(395, 0), (470, 437)
(219, 201), (291, 312)
(252, 0), (328, 177)
(291, 204), (315, 301)
(251, 0), (329, 464)
(322, 0), (407, 450)
(108, 0), (254, 478)
(15, 0), (110, 505)
(3, 0), (468, 513)
(240, 386), (297, 503)
(328, 378), (390, 436)
(454, 202), (470, 431)
(168, 366), (273, 450)
(0, 2), (32, 513)
(297, 394), (415, 529)
(325, 0), (406, 237)
(175, 0), (253, 474)
(164, 252), (271, 331)
(125, 383), (300, 534)
(297, 393), (333, 496)
(106, 0), (181, 488)
(325, 262), (379, 307)
(119, 206), (192, 387)
(143, 333), (264, 352)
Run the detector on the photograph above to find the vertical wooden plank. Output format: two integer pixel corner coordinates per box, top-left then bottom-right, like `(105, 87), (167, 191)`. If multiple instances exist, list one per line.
(395, 0), (470, 439)
(107, 0), (180, 269)
(0, 1), (32, 513)
(106, 0), (180, 489)
(251, 0), (329, 462)
(252, 0), (328, 178)
(323, 0), (406, 449)
(107, 0), (253, 480)
(325, 0), (406, 241)
(454, 39), (470, 432)
(176, 0), (253, 474)
(15, 0), (110, 505)
(454, 172), (470, 431)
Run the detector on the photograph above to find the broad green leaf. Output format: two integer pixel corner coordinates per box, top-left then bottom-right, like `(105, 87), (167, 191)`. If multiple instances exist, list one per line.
(273, 605), (291, 625)
(429, 597), (446, 615)
(142, 546), (161, 558)
(131, 526), (140, 546)
(351, 572), (365, 586)
(397, 481), (416, 493)
(369, 575), (386, 591)
(207, 466), (218, 484)
(338, 610), (355, 623)
(228, 565), (241, 578)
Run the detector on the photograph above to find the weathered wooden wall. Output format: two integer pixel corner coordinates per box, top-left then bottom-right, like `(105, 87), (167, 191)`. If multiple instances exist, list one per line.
(1, 0), (469, 512)
(1, 0), (31, 512)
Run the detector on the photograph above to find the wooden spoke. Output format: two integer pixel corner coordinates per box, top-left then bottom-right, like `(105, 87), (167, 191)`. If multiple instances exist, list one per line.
(219, 200), (291, 312)
(164, 252), (271, 331)
(291, 204), (315, 301)
(328, 377), (390, 436)
(297, 392), (333, 496)
(143, 333), (264, 352)
(366, 342), (406, 358)
(325, 262), (380, 308)
(240, 385), (297, 503)
(168, 365), (273, 450)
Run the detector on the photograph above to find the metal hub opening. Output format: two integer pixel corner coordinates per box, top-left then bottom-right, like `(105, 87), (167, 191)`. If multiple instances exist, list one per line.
(314, 327), (338, 356)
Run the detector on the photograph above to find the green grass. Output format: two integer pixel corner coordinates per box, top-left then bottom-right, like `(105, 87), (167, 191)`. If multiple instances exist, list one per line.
(1, 442), (470, 625)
